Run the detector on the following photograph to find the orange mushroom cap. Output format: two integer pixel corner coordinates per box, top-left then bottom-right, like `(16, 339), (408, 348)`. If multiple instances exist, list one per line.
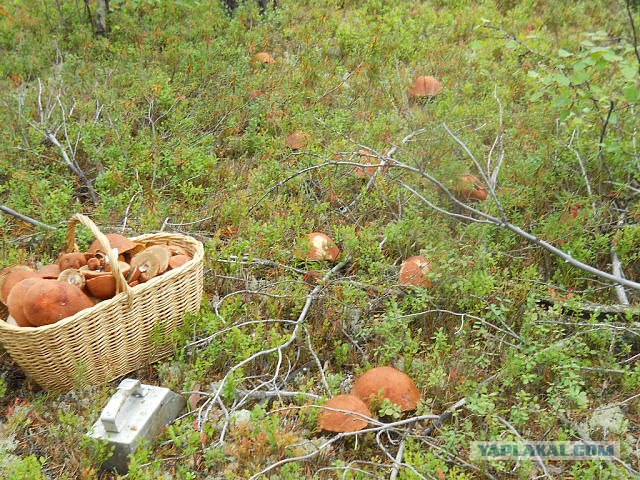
(0, 267), (38, 306)
(318, 394), (372, 433)
(7, 277), (41, 327)
(295, 232), (341, 261)
(352, 366), (421, 412)
(250, 52), (276, 65)
(455, 174), (488, 202)
(23, 279), (95, 327)
(285, 131), (309, 150)
(408, 75), (442, 97)
(87, 233), (137, 255)
(399, 255), (432, 288)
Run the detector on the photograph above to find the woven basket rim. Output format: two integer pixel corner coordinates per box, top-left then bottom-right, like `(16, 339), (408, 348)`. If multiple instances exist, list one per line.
(0, 231), (204, 334)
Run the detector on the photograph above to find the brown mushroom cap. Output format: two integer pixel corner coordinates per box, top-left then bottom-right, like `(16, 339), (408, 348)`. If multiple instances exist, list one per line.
(250, 52), (276, 65)
(87, 234), (137, 255)
(85, 274), (117, 300)
(351, 366), (421, 412)
(285, 131), (309, 150)
(58, 252), (88, 271)
(398, 255), (432, 288)
(37, 264), (61, 279)
(408, 75), (442, 97)
(129, 245), (170, 282)
(23, 280), (95, 327)
(318, 394), (372, 433)
(7, 277), (41, 327)
(354, 149), (386, 178)
(295, 233), (341, 261)
(168, 255), (192, 270)
(167, 245), (189, 257)
(455, 174), (488, 202)
(0, 268), (38, 306)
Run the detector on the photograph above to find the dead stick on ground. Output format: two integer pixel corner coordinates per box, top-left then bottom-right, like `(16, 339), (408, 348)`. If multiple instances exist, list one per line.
(0, 205), (56, 231)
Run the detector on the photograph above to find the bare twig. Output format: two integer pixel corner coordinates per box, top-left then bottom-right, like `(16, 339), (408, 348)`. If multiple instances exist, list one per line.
(0, 205), (57, 231)
(497, 415), (552, 479)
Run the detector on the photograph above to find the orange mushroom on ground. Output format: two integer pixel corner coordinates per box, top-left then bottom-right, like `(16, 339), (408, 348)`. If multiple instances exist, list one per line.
(295, 232), (341, 261)
(354, 149), (387, 178)
(352, 366), (421, 412)
(398, 255), (432, 288)
(454, 174), (488, 202)
(285, 131), (309, 150)
(318, 394), (372, 433)
(408, 75), (442, 99)
(250, 52), (276, 65)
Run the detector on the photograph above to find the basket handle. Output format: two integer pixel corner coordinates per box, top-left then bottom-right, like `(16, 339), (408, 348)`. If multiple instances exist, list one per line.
(66, 213), (132, 299)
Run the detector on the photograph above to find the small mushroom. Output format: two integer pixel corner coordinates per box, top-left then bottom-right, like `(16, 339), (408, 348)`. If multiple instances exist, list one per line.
(318, 394), (372, 433)
(407, 75), (442, 98)
(129, 245), (170, 283)
(7, 277), (42, 327)
(354, 149), (386, 178)
(58, 252), (88, 271)
(37, 264), (61, 279)
(285, 131), (309, 150)
(351, 366), (421, 412)
(399, 255), (432, 288)
(250, 52), (276, 65)
(295, 233), (341, 261)
(22, 279), (95, 327)
(455, 174), (488, 202)
(0, 267), (38, 306)
(58, 268), (86, 289)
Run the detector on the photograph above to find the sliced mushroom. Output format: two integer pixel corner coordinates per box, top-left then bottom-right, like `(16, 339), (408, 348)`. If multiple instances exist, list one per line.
(318, 394), (372, 433)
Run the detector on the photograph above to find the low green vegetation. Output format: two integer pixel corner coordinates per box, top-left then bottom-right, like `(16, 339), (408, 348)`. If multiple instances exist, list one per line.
(0, 0), (639, 478)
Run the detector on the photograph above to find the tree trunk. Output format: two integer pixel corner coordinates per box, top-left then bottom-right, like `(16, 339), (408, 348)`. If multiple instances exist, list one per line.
(95, 0), (109, 37)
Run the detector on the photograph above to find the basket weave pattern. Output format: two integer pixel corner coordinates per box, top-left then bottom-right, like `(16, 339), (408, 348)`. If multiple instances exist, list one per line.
(0, 214), (204, 391)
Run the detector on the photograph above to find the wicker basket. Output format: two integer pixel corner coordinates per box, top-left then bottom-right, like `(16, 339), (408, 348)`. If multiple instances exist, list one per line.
(0, 214), (204, 391)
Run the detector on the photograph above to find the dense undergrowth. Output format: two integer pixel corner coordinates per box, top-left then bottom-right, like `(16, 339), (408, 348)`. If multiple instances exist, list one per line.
(1, 0), (639, 478)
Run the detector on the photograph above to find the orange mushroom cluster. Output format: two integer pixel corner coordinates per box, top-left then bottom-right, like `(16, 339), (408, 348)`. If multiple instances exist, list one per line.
(318, 366), (421, 433)
(0, 234), (193, 328)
